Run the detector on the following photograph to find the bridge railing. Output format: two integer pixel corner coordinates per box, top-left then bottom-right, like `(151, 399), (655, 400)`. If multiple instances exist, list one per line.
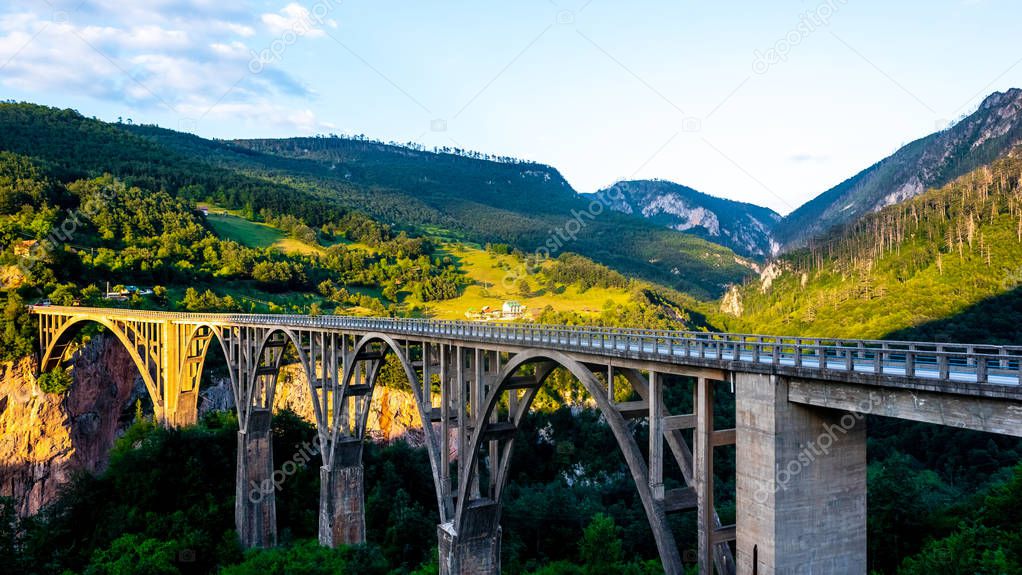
(29, 306), (1022, 385)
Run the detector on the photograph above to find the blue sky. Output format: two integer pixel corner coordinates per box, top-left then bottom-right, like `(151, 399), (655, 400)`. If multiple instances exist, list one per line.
(0, 0), (1019, 214)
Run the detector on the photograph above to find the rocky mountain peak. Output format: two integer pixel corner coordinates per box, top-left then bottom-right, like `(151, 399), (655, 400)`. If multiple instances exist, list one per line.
(978, 88), (1022, 111)
(591, 179), (780, 260)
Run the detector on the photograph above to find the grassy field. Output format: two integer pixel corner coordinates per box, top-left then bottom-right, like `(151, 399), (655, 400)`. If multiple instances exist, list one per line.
(203, 208), (339, 256)
(198, 207), (635, 321)
(204, 212), (285, 249)
(412, 243), (633, 319)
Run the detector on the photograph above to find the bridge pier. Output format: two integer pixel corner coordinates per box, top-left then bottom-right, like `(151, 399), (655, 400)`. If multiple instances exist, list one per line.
(167, 389), (199, 428)
(735, 373), (867, 574)
(236, 409), (277, 548)
(319, 440), (366, 547)
(438, 502), (501, 575)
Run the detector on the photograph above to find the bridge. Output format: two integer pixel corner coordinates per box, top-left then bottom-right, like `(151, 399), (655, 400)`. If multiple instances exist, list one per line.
(30, 306), (1022, 574)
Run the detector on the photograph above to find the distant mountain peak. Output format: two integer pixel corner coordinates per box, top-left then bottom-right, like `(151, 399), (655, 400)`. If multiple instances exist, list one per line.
(591, 179), (780, 259)
(773, 88), (1022, 250)
(978, 88), (1022, 110)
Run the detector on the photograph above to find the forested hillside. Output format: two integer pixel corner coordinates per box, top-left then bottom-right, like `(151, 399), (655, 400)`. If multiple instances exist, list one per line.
(774, 88), (1022, 250)
(0, 102), (754, 299)
(133, 126), (753, 298)
(725, 146), (1022, 342)
(224, 135), (757, 297)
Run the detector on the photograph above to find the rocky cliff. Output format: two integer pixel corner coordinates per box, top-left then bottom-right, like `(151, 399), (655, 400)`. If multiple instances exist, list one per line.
(1, 339), (436, 517)
(0, 335), (144, 516)
(592, 179), (781, 259)
(272, 363), (427, 446)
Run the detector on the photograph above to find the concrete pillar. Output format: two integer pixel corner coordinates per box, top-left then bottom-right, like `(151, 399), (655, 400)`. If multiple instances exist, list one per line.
(319, 441), (366, 547)
(169, 389), (199, 428)
(735, 374), (867, 574)
(236, 409), (277, 548)
(438, 502), (501, 575)
(694, 377), (715, 575)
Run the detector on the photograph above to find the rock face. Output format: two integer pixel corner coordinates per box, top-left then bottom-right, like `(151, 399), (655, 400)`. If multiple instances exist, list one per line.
(0, 338), (431, 518)
(591, 179), (781, 259)
(272, 364), (426, 446)
(0, 335), (143, 517)
(720, 285), (744, 317)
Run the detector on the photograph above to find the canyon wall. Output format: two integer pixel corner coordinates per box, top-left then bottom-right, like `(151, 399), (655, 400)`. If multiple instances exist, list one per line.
(0, 340), (427, 517)
(272, 363), (427, 446)
(0, 335), (143, 516)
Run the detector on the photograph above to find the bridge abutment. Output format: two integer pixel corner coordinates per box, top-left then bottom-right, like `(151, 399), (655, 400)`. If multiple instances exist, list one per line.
(735, 373), (867, 575)
(236, 409), (277, 549)
(438, 502), (501, 575)
(319, 441), (366, 547)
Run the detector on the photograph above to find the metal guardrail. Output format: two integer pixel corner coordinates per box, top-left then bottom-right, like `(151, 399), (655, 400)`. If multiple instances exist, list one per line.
(30, 306), (1022, 386)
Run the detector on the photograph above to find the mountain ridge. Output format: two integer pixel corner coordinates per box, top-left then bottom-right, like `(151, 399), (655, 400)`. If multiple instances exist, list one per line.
(0, 102), (755, 299)
(588, 179), (781, 258)
(772, 88), (1022, 250)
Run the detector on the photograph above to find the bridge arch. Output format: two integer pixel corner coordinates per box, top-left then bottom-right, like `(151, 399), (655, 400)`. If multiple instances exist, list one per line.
(242, 327), (312, 424)
(172, 322), (237, 425)
(455, 348), (684, 572)
(180, 322), (237, 388)
(232, 325), (321, 550)
(337, 332), (447, 520)
(40, 315), (162, 412)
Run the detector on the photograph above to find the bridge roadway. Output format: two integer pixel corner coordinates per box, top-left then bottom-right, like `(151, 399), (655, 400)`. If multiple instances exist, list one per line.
(29, 306), (1022, 575)
(39, 306), (1022, 386)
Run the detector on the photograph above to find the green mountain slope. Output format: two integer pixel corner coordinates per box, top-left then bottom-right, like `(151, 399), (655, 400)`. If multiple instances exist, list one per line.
(0, 149), (721, 365)
(132, 128), (754, 298)
(774, 89), (1022, 250)
(724, 146), (1022, 341)
(0, 102), (754, 299)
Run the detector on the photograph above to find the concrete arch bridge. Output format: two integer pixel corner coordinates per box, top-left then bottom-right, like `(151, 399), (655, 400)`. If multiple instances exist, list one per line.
(31, 306), (1022, 574)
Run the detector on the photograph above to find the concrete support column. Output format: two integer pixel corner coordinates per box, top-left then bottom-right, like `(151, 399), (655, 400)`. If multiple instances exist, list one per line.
(694, 377), (715, 575)
(236, 409), (277, 548)
(169, 389), (199, 428)
(438, 502), (501, 575)
(735, 374), (867, 574)
(319, 441), (366, 547)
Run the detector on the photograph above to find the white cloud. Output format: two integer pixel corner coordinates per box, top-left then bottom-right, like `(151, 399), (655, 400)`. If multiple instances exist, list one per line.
(0, 2), (331, 133)
(260, 3), (338, 39)
(178, 101), (333, 134)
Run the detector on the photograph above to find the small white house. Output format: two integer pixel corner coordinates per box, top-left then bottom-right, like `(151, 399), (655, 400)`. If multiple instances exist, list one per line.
(501, 300), (525, 319)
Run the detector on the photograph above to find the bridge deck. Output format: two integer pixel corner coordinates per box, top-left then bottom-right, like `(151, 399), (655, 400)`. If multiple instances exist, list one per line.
(31, 306), (1022, 395)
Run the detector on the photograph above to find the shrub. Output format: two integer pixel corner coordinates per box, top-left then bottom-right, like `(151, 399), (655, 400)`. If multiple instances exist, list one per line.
(38, 366), (73, 394)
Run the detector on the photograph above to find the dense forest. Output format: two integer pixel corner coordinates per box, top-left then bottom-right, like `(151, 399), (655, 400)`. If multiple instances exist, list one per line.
(0, 408), (684, 574)
(728, 146), (1022, 342)
(0, 151), (483, 359)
